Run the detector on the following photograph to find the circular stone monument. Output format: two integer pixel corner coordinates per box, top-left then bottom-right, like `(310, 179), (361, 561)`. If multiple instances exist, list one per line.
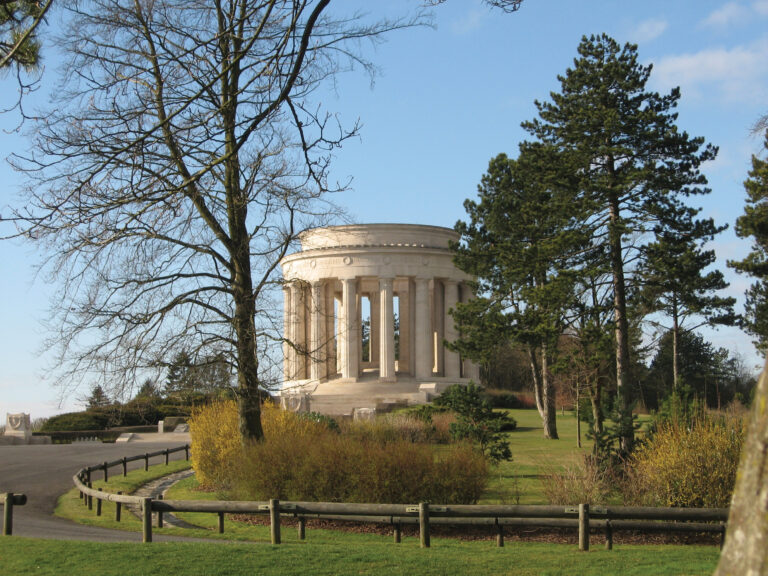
(280, 224), (479, 410)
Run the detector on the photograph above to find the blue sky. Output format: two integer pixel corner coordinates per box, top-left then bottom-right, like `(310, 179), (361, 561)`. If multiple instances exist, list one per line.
(2, 0), (768, 418)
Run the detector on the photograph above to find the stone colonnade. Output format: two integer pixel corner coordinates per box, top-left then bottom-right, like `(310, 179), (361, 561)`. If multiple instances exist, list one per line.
(280, 224), (479, 384)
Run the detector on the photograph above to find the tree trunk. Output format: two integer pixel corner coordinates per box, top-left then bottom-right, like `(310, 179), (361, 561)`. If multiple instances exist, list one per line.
(672, 297), (679, 390)
(540, 342), (559, 439)
(528, 346), (546, 420)
(607, 191), (634, 453)
(714, 359), (768, 575)
(528, 344), (558, 439)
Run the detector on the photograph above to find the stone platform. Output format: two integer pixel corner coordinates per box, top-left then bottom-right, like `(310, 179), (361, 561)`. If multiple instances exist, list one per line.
(280, 369), (468, 416)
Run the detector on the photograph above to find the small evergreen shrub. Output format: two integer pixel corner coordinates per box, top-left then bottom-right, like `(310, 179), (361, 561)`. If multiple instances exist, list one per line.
(434, 383), (515, 462)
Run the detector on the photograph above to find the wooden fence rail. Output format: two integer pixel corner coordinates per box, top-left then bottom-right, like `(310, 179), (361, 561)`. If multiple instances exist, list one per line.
(72, 451), (728, 550)
(1, 493), (27, 536)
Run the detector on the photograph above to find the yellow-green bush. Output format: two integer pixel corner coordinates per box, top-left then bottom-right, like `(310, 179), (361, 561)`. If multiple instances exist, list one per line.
(629, 414), (745, 507)
(190, 400), (488, 503)
(189, 400), (332, 489)
(188, 399), (241, 489)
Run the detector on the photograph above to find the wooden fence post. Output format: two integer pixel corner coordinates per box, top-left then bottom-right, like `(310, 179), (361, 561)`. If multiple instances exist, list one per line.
(144, 453), (149, 472)
(103, 461), (109, 483)
(419, 503), (430, 548)
(496, 521), (504, 548)
(165, 449), (169, 466)
(142, 497), (153, 543)
(115, 492), (122, 522)
(185, 445), (189, 460)
(218, 512), (225, 534)
(298, 517), (306, 540)
(96, 488), (102, 516)
(3, 493), (13, 536)
(393, 523), (401, 544)
(157, 494), (163, 528)
(269, 499), (281, 545)
(579, 503), (590, 551)
(605, 518), (613, 550)
(87, 483), (93, 511)
(122, 457), (127, 477)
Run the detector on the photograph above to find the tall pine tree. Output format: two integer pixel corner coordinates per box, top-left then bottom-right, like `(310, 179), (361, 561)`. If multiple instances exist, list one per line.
(451, 145), (582, 439)
(523, 34), (717, 452)
(639, 216), (736, 389)
(729, 131), (768, 353)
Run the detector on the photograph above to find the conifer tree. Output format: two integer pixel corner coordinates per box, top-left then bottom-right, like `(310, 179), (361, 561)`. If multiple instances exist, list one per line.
(523, 34), (717, 452)
(0, 0), (51, 70)
(452, 145), (582, 439)
(729, 132), (768, 353)
(639, 216), (736, 388)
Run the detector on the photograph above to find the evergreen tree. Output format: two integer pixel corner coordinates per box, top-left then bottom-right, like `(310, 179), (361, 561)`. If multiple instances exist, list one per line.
(0, 0), (51, 70)
(639, 218), (736, 388)
(86, 384), (111, 409)
(728, 131), (768, 353)
(523, 34), (717, 452)
(452, 146), (583, 439)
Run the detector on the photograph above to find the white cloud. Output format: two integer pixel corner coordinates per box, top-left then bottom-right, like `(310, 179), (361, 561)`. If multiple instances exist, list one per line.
(753, 0), (768, 16)
(701, 2), (751, 28)
(651, 39), (768, 104)
(630, 18), (668, 43)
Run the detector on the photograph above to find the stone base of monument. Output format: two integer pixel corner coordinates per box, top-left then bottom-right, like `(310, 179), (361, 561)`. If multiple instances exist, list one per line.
(281, 372), (471, 416)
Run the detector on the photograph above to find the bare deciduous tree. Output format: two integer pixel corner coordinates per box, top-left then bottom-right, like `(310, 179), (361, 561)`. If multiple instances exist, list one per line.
(6, 0), (422, 443)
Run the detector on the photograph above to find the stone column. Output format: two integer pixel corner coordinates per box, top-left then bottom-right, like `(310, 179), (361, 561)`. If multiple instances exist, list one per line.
(283, 285), (292, 381)
(341, 278), (359, 381)
(325, 284), (337, 377)
(335, 291), (344, 376)
(414, 277), (432, 379)
(379, 277), (396, 382)
(310, 281), (325, 382)
(443, 279), (461, 379)
(290, 282), (307, 380)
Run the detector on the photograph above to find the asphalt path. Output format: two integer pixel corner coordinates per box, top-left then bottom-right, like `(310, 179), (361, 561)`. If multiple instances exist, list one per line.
(0, 435), (194, 541)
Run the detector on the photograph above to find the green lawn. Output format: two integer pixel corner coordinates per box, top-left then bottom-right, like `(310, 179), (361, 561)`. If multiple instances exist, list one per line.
(0, 537), (720, 576)
(484, 409), (593, 504)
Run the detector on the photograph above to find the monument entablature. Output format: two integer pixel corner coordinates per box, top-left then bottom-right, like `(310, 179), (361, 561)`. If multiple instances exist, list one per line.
(280, 223), (479, 390)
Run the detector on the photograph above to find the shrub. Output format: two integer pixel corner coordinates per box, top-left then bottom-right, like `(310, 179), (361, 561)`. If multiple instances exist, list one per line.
(541, 455), (615, 505)
(191, 400), (489, 503)
(190, 400), (338, 490)
(235, 433), (488, 504)
(434, 383), (515, 462)
(40, 411), (110, 432)
(188, 399), (241, 489)
(628, 413), (745, 507)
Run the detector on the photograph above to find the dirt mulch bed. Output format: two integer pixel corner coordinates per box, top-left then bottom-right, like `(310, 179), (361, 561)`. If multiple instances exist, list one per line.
(230, 513), (722, 546)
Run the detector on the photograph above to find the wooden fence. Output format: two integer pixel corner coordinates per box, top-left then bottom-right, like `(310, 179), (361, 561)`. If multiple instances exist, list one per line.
(2, 493), (27, 536)
(72, 446), (728, 550)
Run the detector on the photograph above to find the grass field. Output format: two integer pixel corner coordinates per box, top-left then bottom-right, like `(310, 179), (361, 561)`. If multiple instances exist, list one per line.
(0, 537), (720, 576)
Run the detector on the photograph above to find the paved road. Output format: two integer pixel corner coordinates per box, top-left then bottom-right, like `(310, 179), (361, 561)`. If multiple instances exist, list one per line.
(0, 435), (194, 541)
